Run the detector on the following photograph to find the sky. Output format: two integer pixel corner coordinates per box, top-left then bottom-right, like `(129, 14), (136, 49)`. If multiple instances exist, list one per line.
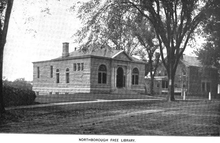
(3, 0), (205, 81)
(3, 0), (81, 81)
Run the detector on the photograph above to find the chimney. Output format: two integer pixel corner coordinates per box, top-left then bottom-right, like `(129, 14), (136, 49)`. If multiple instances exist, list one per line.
(62, 42), (69, 57)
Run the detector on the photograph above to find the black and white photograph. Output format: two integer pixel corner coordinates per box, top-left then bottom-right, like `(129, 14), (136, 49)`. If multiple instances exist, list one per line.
(0, 0), (220, 143)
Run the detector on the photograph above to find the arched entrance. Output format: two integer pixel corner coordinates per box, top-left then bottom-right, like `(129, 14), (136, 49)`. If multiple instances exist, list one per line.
(117, 67), (125, 88)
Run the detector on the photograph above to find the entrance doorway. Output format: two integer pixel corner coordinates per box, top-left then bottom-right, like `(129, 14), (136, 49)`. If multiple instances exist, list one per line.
(117, 67), (125, 88)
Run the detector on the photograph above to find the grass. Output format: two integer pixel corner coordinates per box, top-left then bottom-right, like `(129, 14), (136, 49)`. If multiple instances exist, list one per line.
(0, 96), (219, 136)
(35, 92), (219, 104)
(35, 93), (162, 103)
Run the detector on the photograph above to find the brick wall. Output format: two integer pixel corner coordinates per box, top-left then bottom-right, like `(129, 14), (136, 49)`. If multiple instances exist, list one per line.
(33, 55), (146, 95)
(33, 58), (91, 95)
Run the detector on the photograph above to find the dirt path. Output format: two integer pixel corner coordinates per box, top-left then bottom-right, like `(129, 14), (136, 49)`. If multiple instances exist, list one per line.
(6, 98), (164, 110)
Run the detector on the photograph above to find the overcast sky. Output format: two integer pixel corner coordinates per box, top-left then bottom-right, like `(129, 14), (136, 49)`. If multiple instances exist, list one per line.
(3, 0), (81, 81)
(3, 0), (205, 81)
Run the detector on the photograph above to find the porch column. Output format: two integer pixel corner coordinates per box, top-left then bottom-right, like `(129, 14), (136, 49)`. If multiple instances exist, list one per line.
(110, 65), (116, 91)
(126, 65), (131, 89)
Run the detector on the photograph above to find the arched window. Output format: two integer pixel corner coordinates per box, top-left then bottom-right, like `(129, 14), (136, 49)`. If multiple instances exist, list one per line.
(66, 68), (70, 83)
(132, 68), (139, 85)
(98, 64), (107, 84)
(56, 69), (59, 83)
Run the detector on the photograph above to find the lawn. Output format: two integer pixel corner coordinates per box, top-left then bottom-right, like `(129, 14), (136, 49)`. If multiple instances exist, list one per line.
(0, 95), (219, 136)
(34, 93), (163, 103)
(35, 93), (219, 103)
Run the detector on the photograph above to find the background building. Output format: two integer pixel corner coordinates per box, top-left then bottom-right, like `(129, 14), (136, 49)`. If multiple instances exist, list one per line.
(150, 55), (218, 97)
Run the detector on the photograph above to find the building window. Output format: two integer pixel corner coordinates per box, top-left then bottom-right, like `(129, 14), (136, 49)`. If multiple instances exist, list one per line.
(73, 63), (77, 71)
(207, 82), (210, 92)
(182, 68), (186, 76)
(164, 71), (167, 76)
(202, 81), (211, 92)
(56, 69), (59, 83)
(77, 63), (80, 71)
(162, 80), (168, 89)
(158, 70), (162, 76)
(157, 83), (160, 88)
(132, 68), (139, 85)
(66, 68), (69, 83)
(50, 66), (53, 78)
(98, 64), (107, 84)
(73, 63), (84, 71)
(202, 82), (205, 92)
(37, 67), (40, 78)
(81, 63), (84, 71)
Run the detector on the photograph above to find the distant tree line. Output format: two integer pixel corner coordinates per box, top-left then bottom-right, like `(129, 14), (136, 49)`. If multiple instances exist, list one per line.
(3, 78), (33, 90)
(2, 78), (36, 107)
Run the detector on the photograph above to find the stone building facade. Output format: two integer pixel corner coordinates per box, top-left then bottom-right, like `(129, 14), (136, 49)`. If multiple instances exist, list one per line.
(33, 43), (146, 95)
(150, 55), (218, 96)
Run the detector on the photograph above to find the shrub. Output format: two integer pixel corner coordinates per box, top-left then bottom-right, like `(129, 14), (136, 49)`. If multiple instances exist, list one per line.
(3, 80), (36, 107)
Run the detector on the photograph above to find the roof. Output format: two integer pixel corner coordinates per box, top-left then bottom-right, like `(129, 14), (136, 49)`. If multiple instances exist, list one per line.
(181, 55), (202, 67)
(53, 48), (122, 60)
(34, 47), (145, 64)
(181, 55), (216, 68)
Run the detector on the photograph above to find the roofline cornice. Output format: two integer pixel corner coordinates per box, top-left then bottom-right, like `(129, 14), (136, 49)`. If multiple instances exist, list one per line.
(33, 55), (146, 64)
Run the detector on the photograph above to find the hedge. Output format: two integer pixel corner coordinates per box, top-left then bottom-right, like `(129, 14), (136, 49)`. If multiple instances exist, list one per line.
(3, 85), (36, 107)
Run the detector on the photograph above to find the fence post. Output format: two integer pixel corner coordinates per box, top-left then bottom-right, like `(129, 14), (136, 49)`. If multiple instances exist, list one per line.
(209, 92), (211, 100)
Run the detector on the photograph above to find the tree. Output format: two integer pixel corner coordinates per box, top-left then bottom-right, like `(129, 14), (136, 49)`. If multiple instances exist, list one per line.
(3, 78), (33, 90)
(75, 0), (160, 95)
(196, 1), (220, 68)
(132, 17), (160, 95)
(0, 0), (14, 114)
(75, 0), (215, 101)
(126, 0), (217, 101)
(74, 1), (141, 55)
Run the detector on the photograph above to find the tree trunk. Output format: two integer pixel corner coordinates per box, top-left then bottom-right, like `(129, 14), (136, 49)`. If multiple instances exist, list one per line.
(149, 56), (154, 96)
(150, 74), (154, 96)
(167, 68), (175, 101)
(0, 0), (14, 115)
(0, 46), (5, 114)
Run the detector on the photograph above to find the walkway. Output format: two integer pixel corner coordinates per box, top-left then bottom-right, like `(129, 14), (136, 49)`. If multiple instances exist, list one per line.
(6, 98), (165, 110)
